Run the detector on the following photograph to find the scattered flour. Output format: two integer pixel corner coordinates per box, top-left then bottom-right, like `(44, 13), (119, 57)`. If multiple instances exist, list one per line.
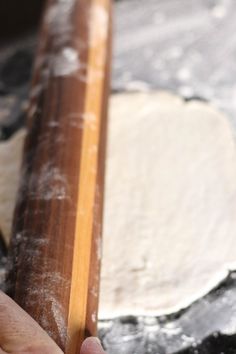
(50, 47), (80, 77)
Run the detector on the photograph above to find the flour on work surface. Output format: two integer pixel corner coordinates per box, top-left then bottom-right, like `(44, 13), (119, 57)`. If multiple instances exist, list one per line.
(99, 92), (236, 318)
(0, 129), (26, 245)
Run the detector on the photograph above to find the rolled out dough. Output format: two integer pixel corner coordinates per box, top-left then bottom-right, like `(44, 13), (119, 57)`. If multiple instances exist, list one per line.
(100, 92), (236, 317)
(0, 129), (26, 244)
(1, 92), (236, 318)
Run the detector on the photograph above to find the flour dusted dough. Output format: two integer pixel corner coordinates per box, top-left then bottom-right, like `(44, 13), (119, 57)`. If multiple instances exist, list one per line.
(0, 129), (26, 244)
(99, 92), (236, 318)
(1, 93), (236, 318)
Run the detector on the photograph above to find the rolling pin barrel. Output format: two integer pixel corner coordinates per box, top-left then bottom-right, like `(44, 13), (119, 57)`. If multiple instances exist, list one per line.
(7, 0), (111, 353)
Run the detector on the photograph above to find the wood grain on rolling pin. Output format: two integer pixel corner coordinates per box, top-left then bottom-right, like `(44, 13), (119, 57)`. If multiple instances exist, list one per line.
(7, 0), (112, 353)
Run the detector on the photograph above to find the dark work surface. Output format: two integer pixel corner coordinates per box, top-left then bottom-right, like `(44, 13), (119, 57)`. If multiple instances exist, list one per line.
(1, 0), (236, 353)
(1, 0), (236, 137)
(113, 0), (236, 125)
(0, 36), (35, 140)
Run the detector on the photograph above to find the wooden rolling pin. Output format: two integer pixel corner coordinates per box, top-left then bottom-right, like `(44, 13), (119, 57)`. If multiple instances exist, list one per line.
(7, 0), (111, 353)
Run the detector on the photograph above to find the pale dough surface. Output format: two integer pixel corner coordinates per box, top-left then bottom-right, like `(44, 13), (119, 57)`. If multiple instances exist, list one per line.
(2, 93), (236, 318)
(0, 129), (26, 244)
(99, 92), (236, 317)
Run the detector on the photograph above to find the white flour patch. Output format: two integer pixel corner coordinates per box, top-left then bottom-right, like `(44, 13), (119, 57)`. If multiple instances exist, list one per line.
(51, 299), (67, 343)
(28, 162), (70, 201)
(92, 311), (97, 323)
(27, 287), (67, 344)
(51, 47), (80, 77)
